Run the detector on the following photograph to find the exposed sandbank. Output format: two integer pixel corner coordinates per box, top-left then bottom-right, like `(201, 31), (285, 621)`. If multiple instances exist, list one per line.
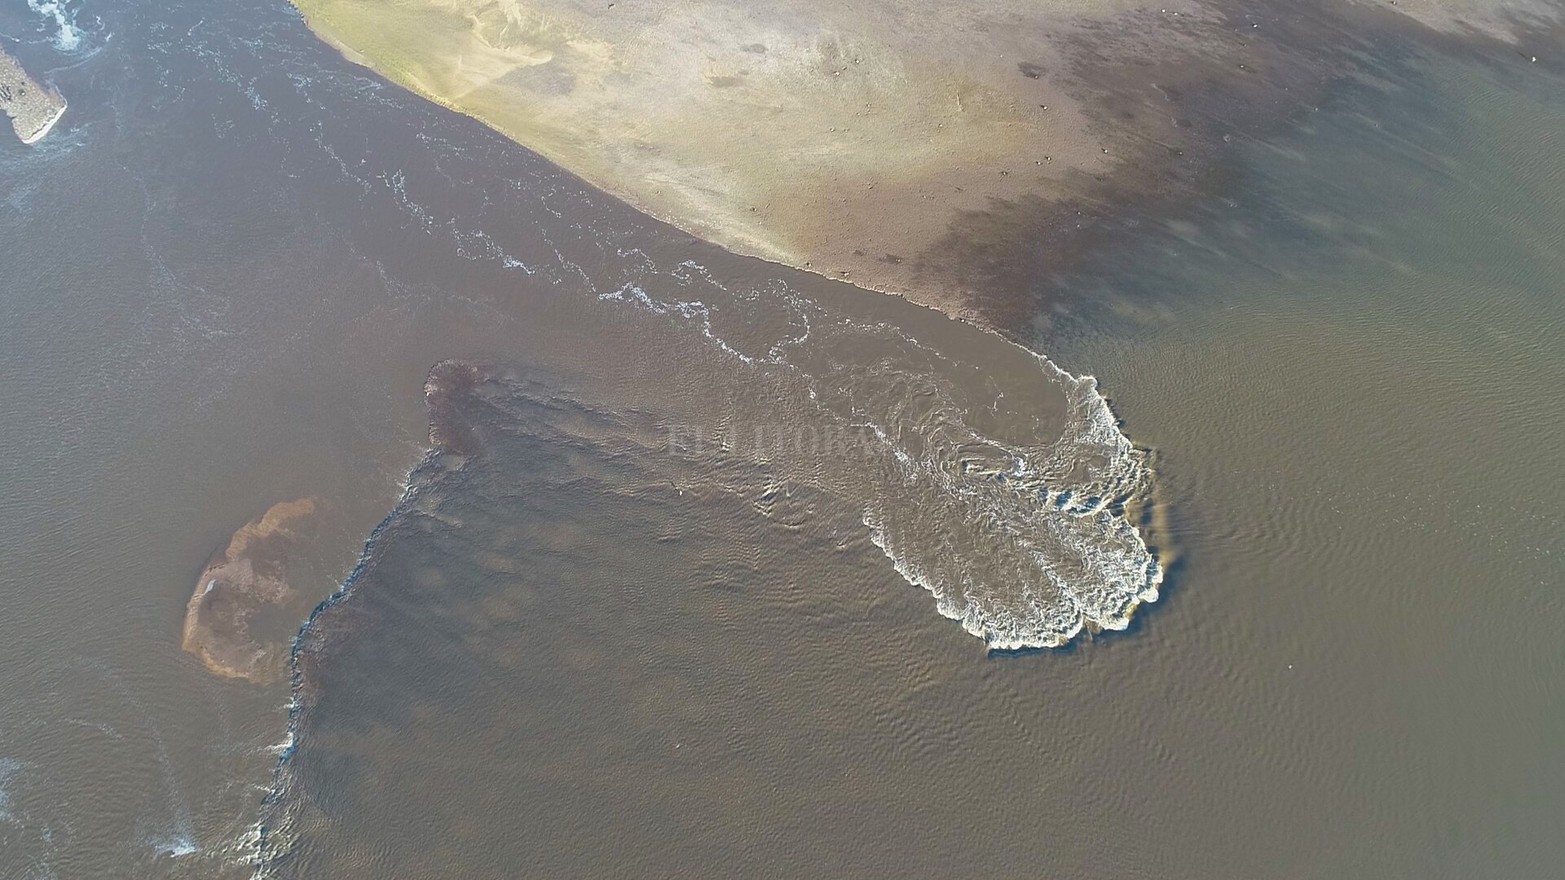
(287, 0), (1560, 318)
(0, 47), (66, 145)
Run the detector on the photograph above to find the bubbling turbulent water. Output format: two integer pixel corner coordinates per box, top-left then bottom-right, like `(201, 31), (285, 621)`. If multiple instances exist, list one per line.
(863, 365), (1161, 649)
(419, 287), (1162, 652)
(588, 269), (1162, 649)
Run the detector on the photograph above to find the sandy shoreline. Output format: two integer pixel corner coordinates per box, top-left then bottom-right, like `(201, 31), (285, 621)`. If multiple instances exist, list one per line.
(286, 0), (1561, 320)
(19, 97), (67, 145)
(0, 46), (66, 145)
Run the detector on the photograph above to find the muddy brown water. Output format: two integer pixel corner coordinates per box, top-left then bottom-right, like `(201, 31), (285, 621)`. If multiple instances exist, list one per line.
(0, 0), (1559, 877)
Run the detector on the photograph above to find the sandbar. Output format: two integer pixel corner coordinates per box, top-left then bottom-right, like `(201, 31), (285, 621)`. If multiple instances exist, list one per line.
(0, 47), (66, 145)
(286, 0), (1561, 317)
(183, 499), (325, 684)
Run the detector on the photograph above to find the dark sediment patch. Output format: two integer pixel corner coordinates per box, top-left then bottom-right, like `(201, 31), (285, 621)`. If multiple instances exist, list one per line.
(424, 361), (488, 458)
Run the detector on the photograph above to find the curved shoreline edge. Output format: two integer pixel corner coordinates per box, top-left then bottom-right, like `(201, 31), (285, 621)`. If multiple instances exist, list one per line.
(0, 46), (67, 145)
(284, 0), (1561, 322)
(18, 97), (66, 145)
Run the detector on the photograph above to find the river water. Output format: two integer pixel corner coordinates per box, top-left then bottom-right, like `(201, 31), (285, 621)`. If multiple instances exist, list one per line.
(0, 0), (1559, 877)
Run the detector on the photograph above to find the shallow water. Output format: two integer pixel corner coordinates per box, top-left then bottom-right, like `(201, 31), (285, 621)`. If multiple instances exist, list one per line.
(0, 0), (1151, 876)
(257, 40), (1565, 880)
(1029, 56), (1565, 876)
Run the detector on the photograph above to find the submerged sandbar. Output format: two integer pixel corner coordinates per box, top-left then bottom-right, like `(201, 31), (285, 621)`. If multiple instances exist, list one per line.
(183, 499), (325, 684)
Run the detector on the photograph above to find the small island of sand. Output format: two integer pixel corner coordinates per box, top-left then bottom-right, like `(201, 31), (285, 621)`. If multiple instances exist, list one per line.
(287, 0), (1559, 319)
(183, 498), (326, 685)
(0, 47), (66, 145)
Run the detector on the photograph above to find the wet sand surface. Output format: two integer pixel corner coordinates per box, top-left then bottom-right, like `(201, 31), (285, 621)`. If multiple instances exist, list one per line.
(287, 0), (1563, 317)
(0, 46), (66, 144)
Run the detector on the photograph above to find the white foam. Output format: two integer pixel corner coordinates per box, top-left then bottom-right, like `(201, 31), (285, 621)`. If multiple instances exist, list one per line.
(597, 252), (1162, 650)
(152, 835), (199, 858)
(599, 283), (760, 364)
(0, 757), (22, 822)
(27, 0), (83, 52)
(857, 348), (1163, 650)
